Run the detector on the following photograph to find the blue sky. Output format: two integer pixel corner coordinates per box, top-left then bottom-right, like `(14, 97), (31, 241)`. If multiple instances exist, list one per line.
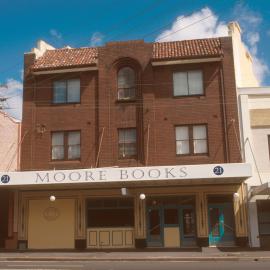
(0, 0), (270, 119)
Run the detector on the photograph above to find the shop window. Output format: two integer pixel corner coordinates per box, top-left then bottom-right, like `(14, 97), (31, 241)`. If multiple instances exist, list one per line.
(257, 200), (270, 235)
(173, 70), (203, 96)
(53, 79), (80, 104)
(164, 208), (179, 225)
(182, 209), (196, 236)
(175, 125), (208, 155)
(51, 131), (80, 160)
(147, 196), (195, 206)
(118, 128), (137, 158)
(87, 198), (134, 228)
(117, 67), (136, 100)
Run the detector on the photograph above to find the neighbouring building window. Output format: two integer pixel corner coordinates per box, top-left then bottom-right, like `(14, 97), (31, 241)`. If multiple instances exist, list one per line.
(118, 128), (137, 158)
(175, 125), (208, 155)
(51, 131), (81, 160)
(173, 70), (203, 96)
(53, 79), (80, 104)
(117, 67), (136, 100)
(257, 200), (270, 236)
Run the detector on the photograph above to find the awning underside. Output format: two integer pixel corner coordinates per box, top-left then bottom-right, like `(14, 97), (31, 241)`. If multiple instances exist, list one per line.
(251, 182), (270, 196)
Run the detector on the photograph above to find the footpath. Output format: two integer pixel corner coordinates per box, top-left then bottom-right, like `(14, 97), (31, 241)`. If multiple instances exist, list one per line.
(0, 248), (270, 262)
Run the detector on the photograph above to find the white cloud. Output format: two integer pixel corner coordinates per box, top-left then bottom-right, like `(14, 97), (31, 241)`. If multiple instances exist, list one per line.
(247, 32), (259, 55)
(90, 32), (104, 47)
(20, 69), (24, 81)
(50, 29), (62, 40)
(155, 5), (269, 85)
(233, 2), (262, 28)
(247, 32), (260, 47)
(233, 3), (269, 84)
(0, 78), (23, 120)
(155, 7), (228, 42)
(252, 56), (269, 84)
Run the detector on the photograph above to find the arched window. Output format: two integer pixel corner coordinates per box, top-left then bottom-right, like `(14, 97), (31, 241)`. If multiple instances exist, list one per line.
(117, 67), (136, 100)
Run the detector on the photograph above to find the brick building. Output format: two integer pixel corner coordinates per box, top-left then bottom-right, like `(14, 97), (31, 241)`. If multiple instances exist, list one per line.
(0, 111), (20, 250)
(1, 32), (252, 249)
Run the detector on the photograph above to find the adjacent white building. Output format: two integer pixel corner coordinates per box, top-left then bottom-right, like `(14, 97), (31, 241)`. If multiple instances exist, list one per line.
(238, 87), (270, 248)
(230, 21), (270, 248)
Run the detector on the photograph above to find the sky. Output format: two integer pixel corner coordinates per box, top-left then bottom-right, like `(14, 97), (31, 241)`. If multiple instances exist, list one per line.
(0, 0), (270, 120)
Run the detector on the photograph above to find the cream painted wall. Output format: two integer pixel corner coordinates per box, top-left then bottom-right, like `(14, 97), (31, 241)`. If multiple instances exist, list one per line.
(0, 112), (21, 171)
(229, 22), (259, 87)
(249, 97), (270, 109)
(251, 127), (270, 184)
(237, 87), (270, 247)
(28, 199), (75, 249)
(238, 88), (270, 187)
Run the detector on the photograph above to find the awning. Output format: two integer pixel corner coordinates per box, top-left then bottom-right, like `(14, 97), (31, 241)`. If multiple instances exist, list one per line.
(0, 163), (252, 189)
(251, 182), (270, 196)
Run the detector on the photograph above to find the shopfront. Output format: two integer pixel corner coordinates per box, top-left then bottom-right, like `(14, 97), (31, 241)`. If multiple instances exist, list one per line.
(249, 183), (270, 248)
(146, 196), (196, 248)
(256, 200), (270, 248)
(0, 191), (10, 249)
(86, 198), (135, 248)
(208, 195), (235, 246)
(0, 163), (252, 250)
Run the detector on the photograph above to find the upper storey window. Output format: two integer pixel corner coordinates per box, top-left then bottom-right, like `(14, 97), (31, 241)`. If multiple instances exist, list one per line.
(173, 70), (203, 96)
(51, 131), (81, 160)
(117, 67), (136, 100)
(53, 79), (80, 104)
(118, 128), (137, 159)
(175, 125), (208, 155)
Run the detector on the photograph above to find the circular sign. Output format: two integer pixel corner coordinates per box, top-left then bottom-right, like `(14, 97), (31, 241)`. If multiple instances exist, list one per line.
(43, 207), (60, 221)
(1, 175), (10, 184)
(213, 166), (224, 176)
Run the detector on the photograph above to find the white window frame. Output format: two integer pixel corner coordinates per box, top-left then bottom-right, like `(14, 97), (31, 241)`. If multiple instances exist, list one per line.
(117, 67), (136, 100)
(173, 70), (203, 97)
(118, 128), (137, 158)
(51, 130), (81, 160)
(53, 79), (80, 104)
(175, 124), (208, 155)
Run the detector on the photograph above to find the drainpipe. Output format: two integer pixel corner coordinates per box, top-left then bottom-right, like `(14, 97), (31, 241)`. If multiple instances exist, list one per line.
(30, 76), (37, 170)
(220, 59), (229, 163)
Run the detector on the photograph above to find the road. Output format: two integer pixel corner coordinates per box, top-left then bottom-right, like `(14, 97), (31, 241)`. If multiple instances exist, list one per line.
(0, 260), (270, 270)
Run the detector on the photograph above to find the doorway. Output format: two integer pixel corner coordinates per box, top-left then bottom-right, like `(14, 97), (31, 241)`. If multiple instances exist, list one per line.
(147, 196), (196, 248)
(0, 191), (9, 249)
(147, 206), (163, 246)
(208, 197), (235, 246)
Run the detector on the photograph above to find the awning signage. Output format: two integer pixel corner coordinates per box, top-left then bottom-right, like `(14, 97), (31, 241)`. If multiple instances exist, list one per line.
(0, 163), (252, 187)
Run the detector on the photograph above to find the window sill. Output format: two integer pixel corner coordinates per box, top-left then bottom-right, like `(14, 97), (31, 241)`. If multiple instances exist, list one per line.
(118, 157), (138, 161)
(173, 94), (205, 99)
(176, 154), (209, 157)
(49, 160), (81, 164)
(116, 99), (137, 103)
(51, 102), (81, 106)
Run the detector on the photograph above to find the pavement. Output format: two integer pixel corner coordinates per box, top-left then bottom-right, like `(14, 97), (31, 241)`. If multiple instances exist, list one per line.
(0, 248), (270, 262)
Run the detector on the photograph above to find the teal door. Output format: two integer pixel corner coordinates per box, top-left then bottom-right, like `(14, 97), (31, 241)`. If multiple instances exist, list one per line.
(180, 206), (196, 247)
(147, 205), (196, 247)
(208, 204), (235, 246)
(147, 206), (163, 246)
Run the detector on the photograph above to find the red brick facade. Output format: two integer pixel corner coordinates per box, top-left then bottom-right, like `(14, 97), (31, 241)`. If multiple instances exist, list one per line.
(21, 38), (241, 171)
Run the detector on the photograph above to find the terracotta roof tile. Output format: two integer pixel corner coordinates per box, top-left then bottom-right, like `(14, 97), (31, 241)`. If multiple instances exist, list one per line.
(152, 38), (222, 60)
(31, 38), (222, 71)
(32, 47), (98, 70)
